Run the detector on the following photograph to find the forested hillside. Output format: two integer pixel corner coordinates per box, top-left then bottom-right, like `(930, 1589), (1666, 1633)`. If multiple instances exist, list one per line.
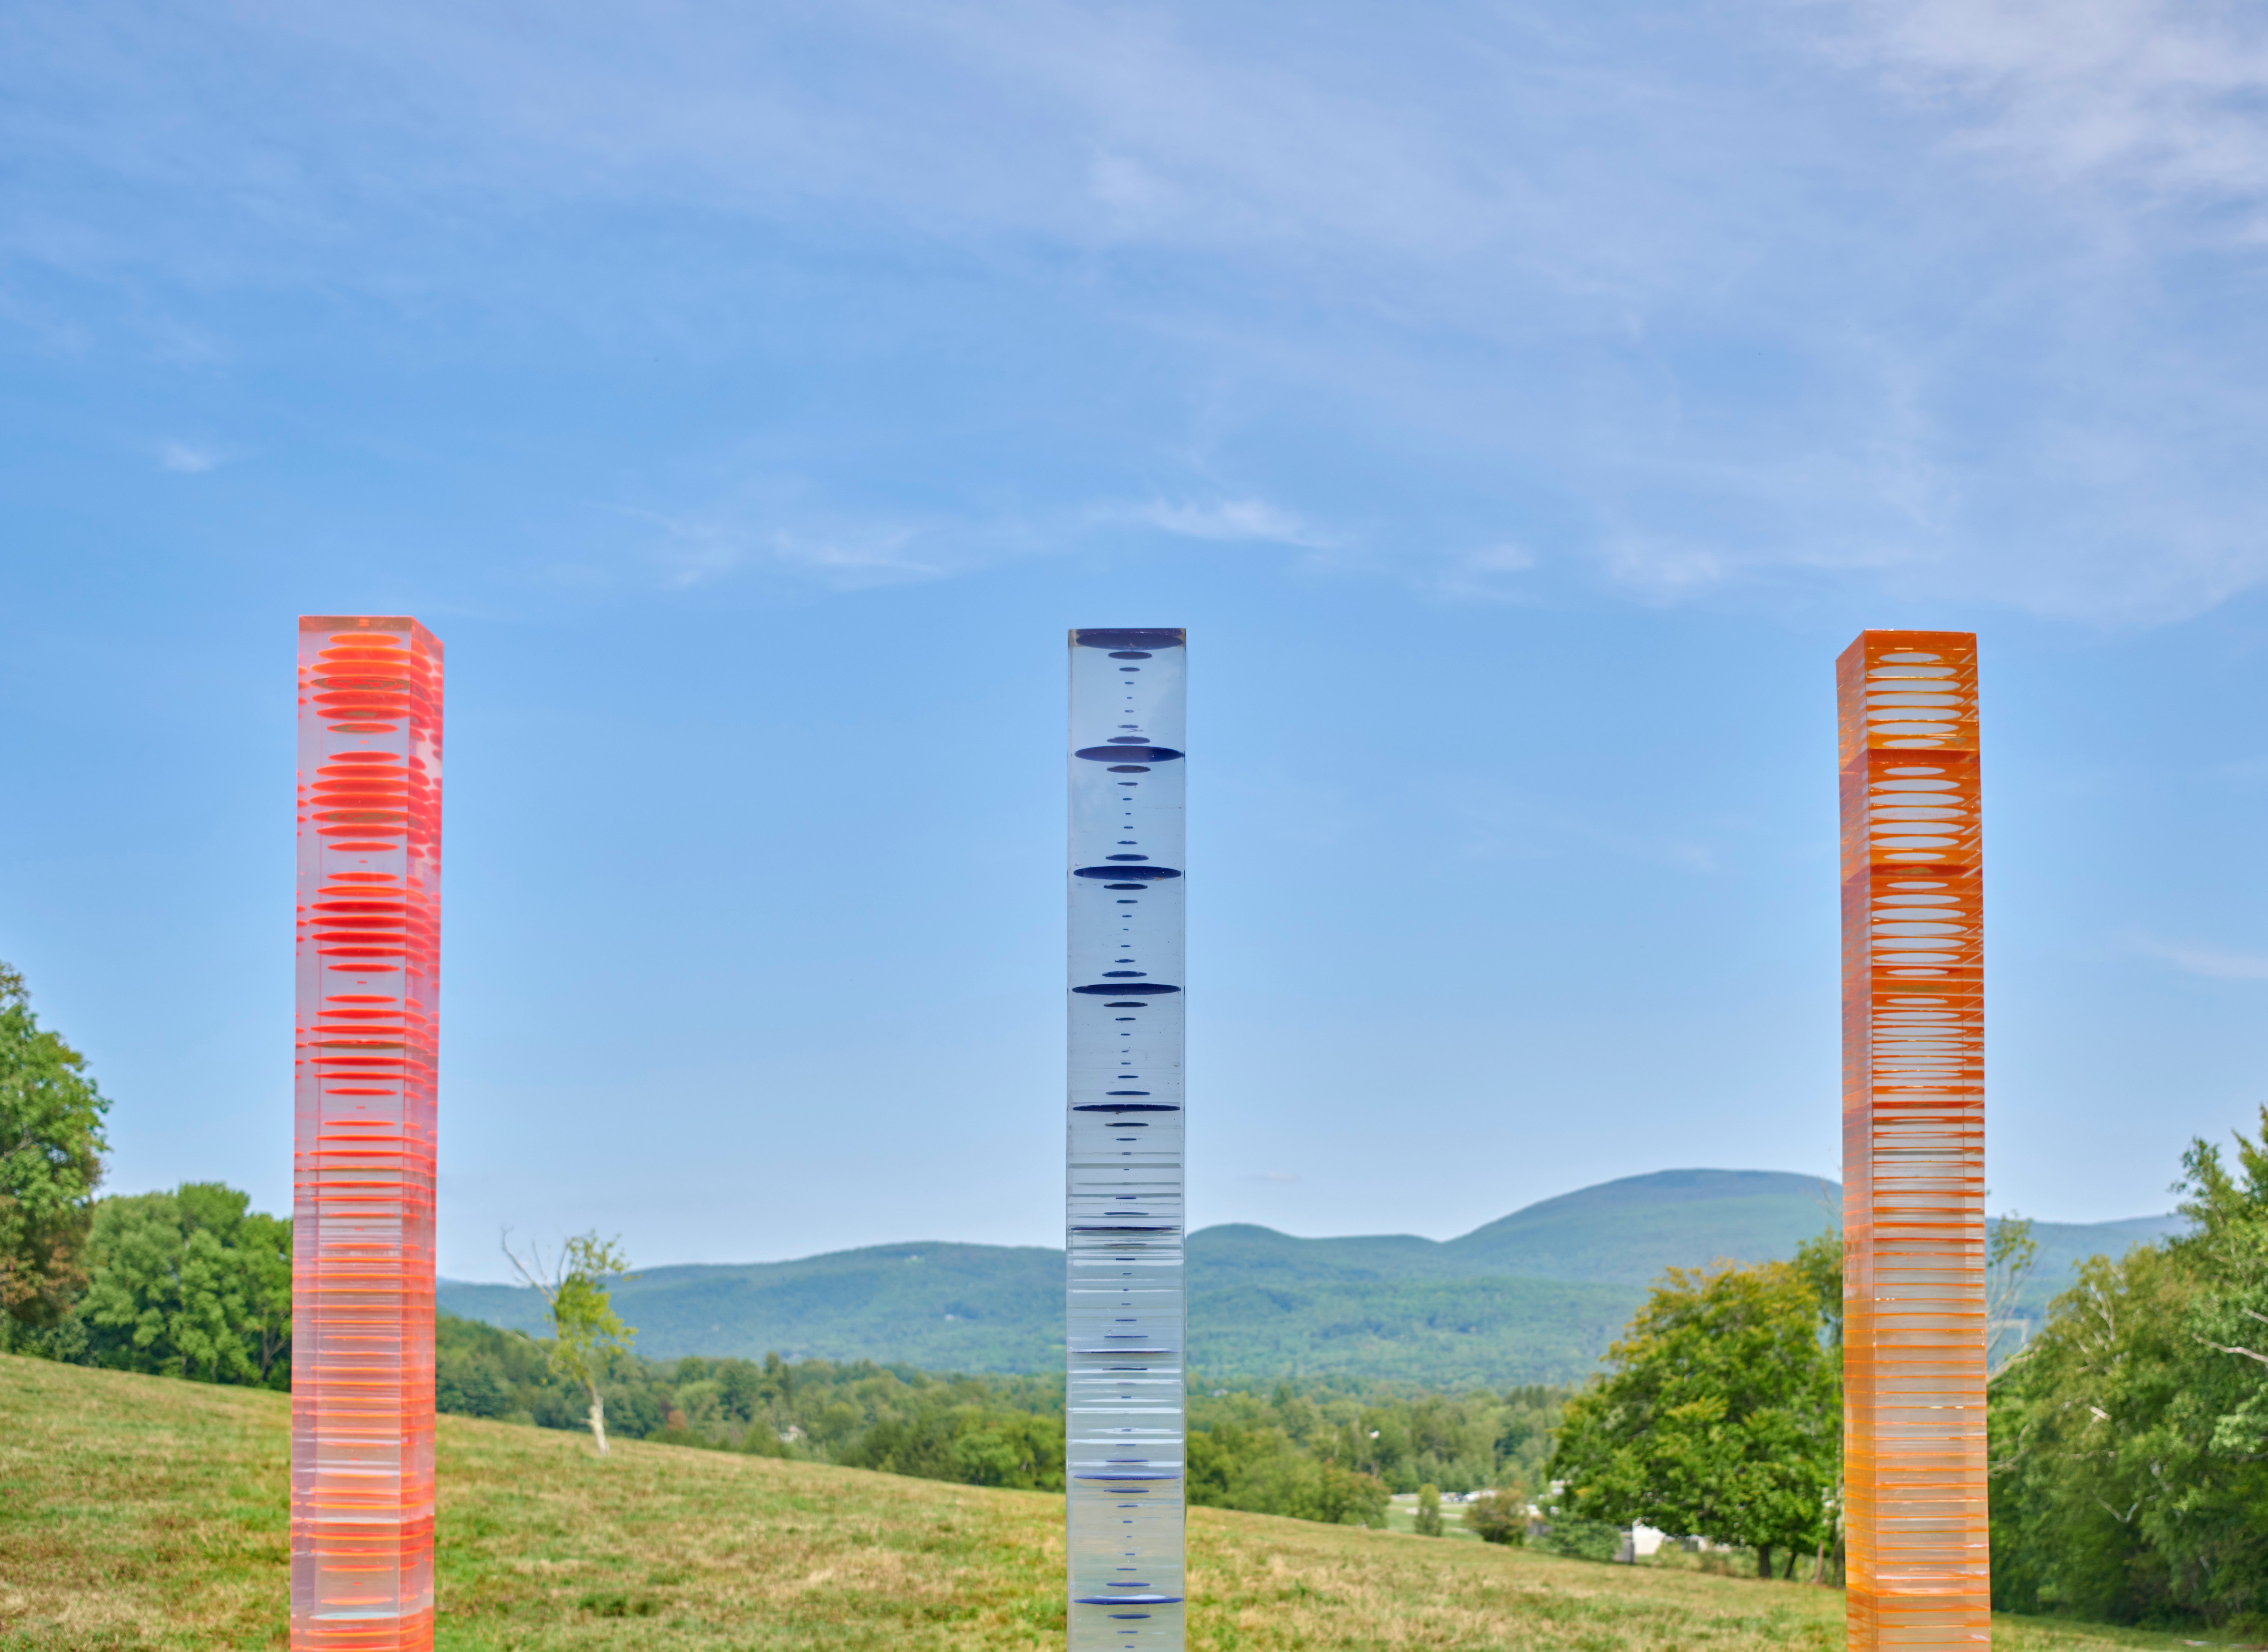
(428, 1309), (1568, 1524)
(438, 1169), (2176, 1384)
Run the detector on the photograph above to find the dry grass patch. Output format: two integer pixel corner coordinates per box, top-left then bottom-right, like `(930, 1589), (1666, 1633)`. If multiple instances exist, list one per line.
(0, 1355), (2233, 1650)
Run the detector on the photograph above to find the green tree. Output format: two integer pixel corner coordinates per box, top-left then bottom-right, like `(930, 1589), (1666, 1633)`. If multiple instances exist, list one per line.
(0, 963), (110, 1334)
(1461, 1485), (1527, 1545)
(1988, 1108), (2268, 1631)
(1414, 1482), (1444, 1537)
(1790, 1227), (1846, 1584)
(1987, 1212), (2041, 1373)
(2183, 1106), (2268, 1470)
(78, 1183), (293, 1385)
(1548, 1257), (1839, 1579)
(1186, 1416), (1391, 1526)
(1987, 1243), (2203, 1624)
(1790, 1228), (1843, 1350)
(506, 1230), (635, 1454)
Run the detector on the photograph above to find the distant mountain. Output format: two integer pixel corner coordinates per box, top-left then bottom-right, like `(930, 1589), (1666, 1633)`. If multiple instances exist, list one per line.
(441, 1246), (1645, 1388)
(443, 1242), (1061, 1372)
(1443, 1168), (1841, 1282)
(439, 1169), (2184, 1387)
(2017, 1215), (2187, 1314)
(1179, 1168), (1843, 1287)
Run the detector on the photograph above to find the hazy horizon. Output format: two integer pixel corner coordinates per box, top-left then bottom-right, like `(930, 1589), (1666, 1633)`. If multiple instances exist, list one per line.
(430, 1167), (2182, 1285)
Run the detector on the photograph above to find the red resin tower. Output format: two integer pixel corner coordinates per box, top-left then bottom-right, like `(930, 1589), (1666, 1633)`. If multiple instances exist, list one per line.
(291, 616), (443, 1652)
(1838, 630), (1988, 1648)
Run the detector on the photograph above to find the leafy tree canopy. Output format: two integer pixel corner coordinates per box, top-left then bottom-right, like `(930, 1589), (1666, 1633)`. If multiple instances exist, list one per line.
(1185, 1415), (1391, 1527)
(506, 1230), (636, 1453)
(1991, 1106), (2268, 1631)
(1461, 1487), (1528, 1545)
(424, 1310), (1552, 1523)
(1546, 1254), (1839, 1577)
(0, 962), (111, 1329)
(78, 1183), (292, 1386)
(2182, 1105), (2268, 1467)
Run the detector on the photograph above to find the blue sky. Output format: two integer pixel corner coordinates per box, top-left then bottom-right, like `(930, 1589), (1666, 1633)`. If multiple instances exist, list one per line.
(6, 0), (2268, 1278)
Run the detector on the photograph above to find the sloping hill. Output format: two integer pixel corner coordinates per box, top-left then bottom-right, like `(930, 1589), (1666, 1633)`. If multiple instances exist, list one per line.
(445, 1241), (1062, 1370)
(443, 1245), (1644, 1386)
(2027, 1215), (2187, 1297)
(438, 1169), (2179, 1386)
(0, 1355), (2189, 1652)
(1186, 1276), (1647, 1388)
(1188, 1224), (1469, 1282)
(1441, 1169), (1840, 1282)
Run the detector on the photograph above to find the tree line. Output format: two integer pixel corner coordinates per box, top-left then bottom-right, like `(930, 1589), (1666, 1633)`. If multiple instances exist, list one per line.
(9, 958), (2265, 1630)
(1544, 1230), (1844, 1580)
(427, 1306), (1567, 1526)
(1986, 1113), (2268, 1629)
(0, 968), (295, 1383)
(1543, 1108), (2268, 1635)
(1, 959), (1566, 1532)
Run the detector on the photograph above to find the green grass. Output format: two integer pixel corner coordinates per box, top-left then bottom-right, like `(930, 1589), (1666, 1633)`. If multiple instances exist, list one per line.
(0, 1355), (2239, 1650)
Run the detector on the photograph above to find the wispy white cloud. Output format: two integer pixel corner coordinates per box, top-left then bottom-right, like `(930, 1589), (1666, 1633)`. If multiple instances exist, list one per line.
(14, 0), (2268, 621)
(1106, 496), (1332, 547)
(1433, 544), (1539, 601)
(603, 484), (1356, 600)
(156, 439), (226, 473)
(634, 510), (942, 592)
(1599, 538), (1733, 603)
(769, 530), (938, 582)
(1816, 0), (2268, 216)
(2131, 934), (2268, 980)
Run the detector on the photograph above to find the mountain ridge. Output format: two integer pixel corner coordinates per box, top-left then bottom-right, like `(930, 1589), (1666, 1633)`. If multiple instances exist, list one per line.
(440, 1168), (2183, 1386)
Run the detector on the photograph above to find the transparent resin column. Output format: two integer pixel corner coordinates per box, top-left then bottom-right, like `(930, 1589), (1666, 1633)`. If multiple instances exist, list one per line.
(293, 616), (444, 1652)
(1067, 627), (1188, 1652)
(1837, 630), (1987, 1649)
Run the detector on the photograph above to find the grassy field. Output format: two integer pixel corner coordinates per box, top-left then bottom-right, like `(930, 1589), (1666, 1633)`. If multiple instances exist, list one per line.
(0, 1356), (2238, 1651)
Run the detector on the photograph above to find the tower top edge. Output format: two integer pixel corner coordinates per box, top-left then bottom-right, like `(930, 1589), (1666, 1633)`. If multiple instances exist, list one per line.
(300, 615), (445, 652)
(1072, 628), (1185, 649)
(1836, 628), (1978, 662)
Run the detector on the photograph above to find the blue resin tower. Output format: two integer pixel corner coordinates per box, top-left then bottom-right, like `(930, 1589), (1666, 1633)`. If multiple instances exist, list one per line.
(1066, 628), (1188, 1651)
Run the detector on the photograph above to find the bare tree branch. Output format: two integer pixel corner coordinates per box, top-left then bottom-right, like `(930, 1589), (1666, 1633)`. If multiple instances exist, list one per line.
(2195, 1333), (2268, 1369)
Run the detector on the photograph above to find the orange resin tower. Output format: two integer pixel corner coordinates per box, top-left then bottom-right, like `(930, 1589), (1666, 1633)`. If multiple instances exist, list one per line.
(1838, 630), (1987, 1647)
(291, 617), (443, 1652)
